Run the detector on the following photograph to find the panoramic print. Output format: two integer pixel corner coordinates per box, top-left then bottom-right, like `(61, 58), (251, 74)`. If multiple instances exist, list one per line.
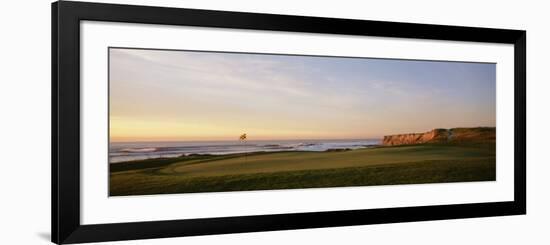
(108, 48), (496, 196)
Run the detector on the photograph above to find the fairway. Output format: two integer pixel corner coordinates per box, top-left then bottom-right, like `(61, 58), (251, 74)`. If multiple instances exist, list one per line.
(110, 143), (496, 196)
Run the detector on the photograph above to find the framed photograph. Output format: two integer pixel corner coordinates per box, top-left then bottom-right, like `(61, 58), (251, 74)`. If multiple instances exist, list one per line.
(52, 1), (526, 244)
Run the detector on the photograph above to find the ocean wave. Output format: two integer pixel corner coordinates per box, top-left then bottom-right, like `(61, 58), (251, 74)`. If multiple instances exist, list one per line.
(119, 147), (158, 153)
(110, 139), (381, 163)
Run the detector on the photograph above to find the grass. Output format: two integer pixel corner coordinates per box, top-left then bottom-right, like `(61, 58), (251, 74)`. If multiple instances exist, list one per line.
(109, 142), (496, 196)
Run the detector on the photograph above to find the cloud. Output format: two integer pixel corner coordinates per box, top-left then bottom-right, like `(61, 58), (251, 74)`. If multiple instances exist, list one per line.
(112, 48), (314, 98)
(109, 48), (496, 140)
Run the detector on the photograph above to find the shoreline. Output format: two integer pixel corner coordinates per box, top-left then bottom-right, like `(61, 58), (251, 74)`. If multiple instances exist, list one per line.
(109, 139), (381, 164)
(109, 144), (381, 164)
(109, 127), (495, 164)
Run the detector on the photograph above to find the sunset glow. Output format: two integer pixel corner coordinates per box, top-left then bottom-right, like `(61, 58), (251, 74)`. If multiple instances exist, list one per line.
(109, 48), (496, 142)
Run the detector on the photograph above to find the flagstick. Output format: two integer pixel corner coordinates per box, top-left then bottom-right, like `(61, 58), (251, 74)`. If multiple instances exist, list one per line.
(244, 137), (247, 164)
(239, 133), (247, 164)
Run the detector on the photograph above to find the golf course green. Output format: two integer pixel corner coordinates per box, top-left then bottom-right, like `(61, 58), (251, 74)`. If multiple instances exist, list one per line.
(109, 141), (496, 196)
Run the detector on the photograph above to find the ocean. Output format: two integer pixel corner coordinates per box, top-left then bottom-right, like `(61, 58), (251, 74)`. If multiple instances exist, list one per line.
(109, 139), (381, 163)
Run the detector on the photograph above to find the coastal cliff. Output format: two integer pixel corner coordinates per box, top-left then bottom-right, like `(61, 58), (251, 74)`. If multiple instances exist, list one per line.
(382, 127), (496, 146)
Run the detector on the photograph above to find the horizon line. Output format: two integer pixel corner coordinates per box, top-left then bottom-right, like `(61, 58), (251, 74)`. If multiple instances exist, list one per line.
(109, 126), (496, 143)
(109, 137), (383, 144)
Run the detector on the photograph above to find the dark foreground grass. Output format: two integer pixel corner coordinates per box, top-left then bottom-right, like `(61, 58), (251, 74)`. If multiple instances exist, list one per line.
(110, 143), (496, 196)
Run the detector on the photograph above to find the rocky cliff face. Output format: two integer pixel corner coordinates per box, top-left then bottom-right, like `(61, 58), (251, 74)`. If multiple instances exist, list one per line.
(382, 129), (448, 146)
(382, 127), (495, 146)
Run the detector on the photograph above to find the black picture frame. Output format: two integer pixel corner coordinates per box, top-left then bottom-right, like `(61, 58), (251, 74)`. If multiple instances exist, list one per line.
(52, 1), (526, 244)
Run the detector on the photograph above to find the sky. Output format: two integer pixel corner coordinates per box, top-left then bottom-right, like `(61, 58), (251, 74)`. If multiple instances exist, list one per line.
(109, 48), (496, 142)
